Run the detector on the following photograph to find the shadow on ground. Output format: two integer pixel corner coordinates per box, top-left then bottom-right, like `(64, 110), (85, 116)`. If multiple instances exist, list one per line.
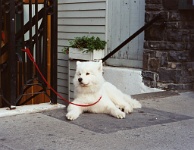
(41, 107), (193, 134)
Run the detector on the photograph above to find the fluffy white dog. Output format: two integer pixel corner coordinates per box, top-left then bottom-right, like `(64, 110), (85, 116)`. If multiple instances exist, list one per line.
(66, 60), (141, 120)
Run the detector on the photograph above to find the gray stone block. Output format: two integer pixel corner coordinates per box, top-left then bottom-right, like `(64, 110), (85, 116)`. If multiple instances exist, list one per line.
(158, 68), (181, 83)
(168, 51), (190, 62)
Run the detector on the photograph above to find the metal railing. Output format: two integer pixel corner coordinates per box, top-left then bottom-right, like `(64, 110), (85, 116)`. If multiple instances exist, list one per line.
(0, 0), (57, 108)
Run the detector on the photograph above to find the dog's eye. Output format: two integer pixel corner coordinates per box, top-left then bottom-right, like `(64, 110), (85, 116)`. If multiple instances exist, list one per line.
(86, 72), (90, 75)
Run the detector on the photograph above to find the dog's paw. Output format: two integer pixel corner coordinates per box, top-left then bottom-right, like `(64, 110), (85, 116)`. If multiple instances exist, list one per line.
(124, 105), (133, 114)
(116, 104), (133, 114)
(66, 112), (80, 120)
(114, 109), (126, 119)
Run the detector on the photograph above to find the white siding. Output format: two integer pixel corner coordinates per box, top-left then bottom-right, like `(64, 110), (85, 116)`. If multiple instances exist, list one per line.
(68, 61), (76, 100)
(57, 47), (68, 101)
(58, 0), (106, 100)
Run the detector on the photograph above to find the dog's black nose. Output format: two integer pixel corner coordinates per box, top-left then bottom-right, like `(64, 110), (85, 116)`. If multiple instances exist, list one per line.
(78, 78), (82, 82)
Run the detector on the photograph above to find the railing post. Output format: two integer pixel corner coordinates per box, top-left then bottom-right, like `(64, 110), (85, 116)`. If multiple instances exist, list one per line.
(9, 0), (17, 108)
(50, 0), (58, 104)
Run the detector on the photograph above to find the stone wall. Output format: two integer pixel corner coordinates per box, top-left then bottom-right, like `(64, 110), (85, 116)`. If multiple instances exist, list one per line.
(143, 0), (194, 90)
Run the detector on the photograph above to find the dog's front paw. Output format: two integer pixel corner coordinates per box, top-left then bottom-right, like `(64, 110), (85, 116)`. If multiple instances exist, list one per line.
(116, 105), (133, 114)
(66, 111), (80, 120)
(114, 109), (126, 119)
(124, 105), (133, 114)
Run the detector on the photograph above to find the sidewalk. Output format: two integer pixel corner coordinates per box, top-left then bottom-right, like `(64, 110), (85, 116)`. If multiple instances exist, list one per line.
(0, 91), (194, 150)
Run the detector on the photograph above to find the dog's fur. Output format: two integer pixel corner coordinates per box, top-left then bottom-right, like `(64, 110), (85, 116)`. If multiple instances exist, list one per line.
(66, 60), (141, 120)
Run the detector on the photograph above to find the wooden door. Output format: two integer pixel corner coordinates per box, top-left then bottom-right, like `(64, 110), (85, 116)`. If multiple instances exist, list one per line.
(106, 0), (145, 68)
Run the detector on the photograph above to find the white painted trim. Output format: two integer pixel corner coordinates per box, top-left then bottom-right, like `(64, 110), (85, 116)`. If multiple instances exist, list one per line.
(105, 0), (109, 55)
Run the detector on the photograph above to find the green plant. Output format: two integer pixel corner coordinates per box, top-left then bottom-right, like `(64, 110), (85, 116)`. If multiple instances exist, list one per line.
(63, 36), (106, 54)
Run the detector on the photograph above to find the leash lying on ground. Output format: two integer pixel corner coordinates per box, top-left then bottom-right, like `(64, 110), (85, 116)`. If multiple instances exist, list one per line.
(22, 48), (102, 107)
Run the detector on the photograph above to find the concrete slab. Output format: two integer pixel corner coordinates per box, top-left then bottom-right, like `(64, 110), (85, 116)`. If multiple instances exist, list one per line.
(0, 91), (194, 150)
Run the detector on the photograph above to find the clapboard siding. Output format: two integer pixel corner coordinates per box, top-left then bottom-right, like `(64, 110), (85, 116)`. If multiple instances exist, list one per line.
(58, 32), (105, 40)
(69, 61), (76, 100)
(58, 26), (105, 33)
(59, 0), (105, 3)
(58, 10), (106, 18)
(58, 51), (68, 60)
(58, 86), (68, 93)
(59, 18), (106, 26)
(58, 0), (106, 101)
(58, 58), (67, 65)
(58, 2), (106, 11)
(58, 65), (68, 74)
(58, 79), (68, 86)
(58, 33), (104, 47)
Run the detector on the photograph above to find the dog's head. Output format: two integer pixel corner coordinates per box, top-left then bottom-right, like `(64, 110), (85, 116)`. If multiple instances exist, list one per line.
(73, 60), (104, 90)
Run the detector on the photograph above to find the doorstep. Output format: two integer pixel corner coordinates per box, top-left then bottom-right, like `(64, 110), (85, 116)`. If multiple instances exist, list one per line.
(0, 103), (66, 118)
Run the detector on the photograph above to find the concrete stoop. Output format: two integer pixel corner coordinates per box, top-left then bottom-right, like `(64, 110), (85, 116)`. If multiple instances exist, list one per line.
(103, 66), (162, 95)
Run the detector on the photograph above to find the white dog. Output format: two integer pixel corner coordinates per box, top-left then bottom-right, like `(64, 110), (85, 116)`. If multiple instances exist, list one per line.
(66, 60), (141, 120)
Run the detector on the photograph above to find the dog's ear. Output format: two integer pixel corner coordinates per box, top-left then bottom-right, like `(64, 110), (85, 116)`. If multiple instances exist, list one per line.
(98, 60), (103, 72)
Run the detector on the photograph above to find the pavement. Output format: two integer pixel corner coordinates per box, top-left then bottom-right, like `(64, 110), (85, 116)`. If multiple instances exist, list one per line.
(0, 91), (194, 150)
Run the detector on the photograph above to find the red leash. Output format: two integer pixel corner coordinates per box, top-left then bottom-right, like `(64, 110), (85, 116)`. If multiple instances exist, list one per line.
(22, 48), (101, 107)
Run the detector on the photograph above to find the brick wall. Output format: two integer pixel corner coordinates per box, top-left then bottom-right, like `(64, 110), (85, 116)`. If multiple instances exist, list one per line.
(143, 0), (194, 90)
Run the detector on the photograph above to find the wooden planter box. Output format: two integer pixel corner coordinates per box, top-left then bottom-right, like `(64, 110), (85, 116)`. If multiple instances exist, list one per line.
(69, 48), (104, 61)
